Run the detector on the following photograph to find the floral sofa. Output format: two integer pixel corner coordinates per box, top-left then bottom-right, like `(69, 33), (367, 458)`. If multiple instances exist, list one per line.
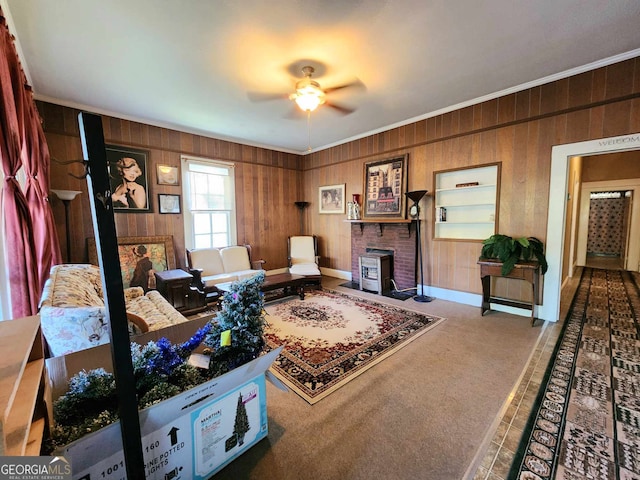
(39, 264), (190, 357)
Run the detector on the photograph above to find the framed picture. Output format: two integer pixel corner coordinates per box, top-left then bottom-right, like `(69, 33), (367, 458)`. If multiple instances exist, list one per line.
(158, 193), (181, 214)
(106, 144), (151, 212)
(156, 164), (180, 186)
(363, 154), (409, 219)
(319, 184), (346, 214)
(87, 235), (176, 291)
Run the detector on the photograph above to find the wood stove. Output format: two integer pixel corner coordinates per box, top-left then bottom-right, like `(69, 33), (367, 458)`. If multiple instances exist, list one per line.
(359, 253), (391, 294)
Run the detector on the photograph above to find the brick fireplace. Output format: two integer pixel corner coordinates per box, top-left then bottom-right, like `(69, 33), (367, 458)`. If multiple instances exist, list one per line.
(350, 223), (416, 291)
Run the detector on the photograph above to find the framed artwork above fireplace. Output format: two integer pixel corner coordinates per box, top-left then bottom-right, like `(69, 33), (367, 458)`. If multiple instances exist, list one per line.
(362, 154), (408, 219)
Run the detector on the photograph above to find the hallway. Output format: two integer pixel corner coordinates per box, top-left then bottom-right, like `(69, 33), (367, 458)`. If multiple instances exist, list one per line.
(475, 263), (639, 479)
(585, 254), (625, 270)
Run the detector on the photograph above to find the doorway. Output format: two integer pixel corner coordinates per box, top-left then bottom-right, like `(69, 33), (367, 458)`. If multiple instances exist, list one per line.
(584, 190), (632, 270)
(542, 133), (640, 322)
(575, 179), (640, 274)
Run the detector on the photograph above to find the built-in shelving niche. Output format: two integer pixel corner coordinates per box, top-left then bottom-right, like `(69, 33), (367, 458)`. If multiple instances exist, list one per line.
(433, 162), (501, 241)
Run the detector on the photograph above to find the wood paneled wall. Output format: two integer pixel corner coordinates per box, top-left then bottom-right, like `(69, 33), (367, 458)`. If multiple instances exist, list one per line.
(582, 150), (640, 182)
(303, 57), (640, 300)
(39, 102), (303, 271)
(40, 56), (640, 302)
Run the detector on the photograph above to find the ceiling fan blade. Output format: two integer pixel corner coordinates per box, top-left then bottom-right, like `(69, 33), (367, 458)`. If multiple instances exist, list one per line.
(247, 91), (289, 102)
(324, 78), (366, 94)
(325, 101), (355, 115)
(284, 105), (306, 119)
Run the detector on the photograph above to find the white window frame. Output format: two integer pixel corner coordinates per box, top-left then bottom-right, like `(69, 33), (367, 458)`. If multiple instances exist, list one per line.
(181, 155), (237, 250)
(0, 168), (10, 320)
(0, 167), (27, 319)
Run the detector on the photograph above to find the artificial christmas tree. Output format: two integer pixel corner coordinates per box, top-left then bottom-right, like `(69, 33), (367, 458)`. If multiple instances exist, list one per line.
(233, 393), (250, 446)
(204, 272), (267, 377)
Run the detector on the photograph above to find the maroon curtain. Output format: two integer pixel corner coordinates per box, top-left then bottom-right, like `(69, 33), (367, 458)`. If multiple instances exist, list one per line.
(23, 99), (62, 290)
(0, 14), (52, 317)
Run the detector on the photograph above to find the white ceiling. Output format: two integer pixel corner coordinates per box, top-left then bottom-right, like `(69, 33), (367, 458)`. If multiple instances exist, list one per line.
(4, 0), (640, 155)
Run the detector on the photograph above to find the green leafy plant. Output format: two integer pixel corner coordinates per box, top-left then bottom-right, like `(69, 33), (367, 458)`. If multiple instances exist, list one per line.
(480, 234), (548, 276)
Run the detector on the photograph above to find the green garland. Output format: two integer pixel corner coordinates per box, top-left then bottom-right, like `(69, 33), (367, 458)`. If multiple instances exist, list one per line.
(48, 325), (211, 450)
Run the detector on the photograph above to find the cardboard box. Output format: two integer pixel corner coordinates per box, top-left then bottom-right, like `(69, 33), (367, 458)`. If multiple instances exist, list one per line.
(45, 319), (285, 479)
(46, 317), (212, 404)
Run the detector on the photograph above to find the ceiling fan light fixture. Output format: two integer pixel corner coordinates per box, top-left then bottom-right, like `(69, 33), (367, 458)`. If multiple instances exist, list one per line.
(291, 84), (325, 112)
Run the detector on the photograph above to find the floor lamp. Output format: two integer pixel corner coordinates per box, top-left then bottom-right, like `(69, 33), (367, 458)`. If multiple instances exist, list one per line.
(52, 189), (82, 262)
(405, 190), (433, 302)
(294, 201), (309, 235)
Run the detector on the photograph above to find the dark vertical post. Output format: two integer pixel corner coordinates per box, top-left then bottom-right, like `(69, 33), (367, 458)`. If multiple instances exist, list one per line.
(78, 112), (145, 478)
(62, 200), (72, 261)
(406, 190), (433, 302)
(294, 201), (309, 235)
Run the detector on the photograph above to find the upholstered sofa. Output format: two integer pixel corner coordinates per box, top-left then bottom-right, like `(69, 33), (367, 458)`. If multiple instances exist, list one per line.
(186, 245), (264, 301)
(39, 264), (190, 357)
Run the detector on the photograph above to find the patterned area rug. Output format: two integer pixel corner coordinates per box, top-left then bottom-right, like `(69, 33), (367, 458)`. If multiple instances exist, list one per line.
(510, 268), (640, 479)
(263, 289), (446, 404)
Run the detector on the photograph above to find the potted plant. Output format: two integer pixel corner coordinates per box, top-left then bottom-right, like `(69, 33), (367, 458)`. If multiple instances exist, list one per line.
(480, 234), (548, 276)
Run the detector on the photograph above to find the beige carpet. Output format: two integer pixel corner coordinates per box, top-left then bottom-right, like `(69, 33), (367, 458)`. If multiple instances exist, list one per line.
(264, 289), (446, 404)
(214, 277), (544, 480)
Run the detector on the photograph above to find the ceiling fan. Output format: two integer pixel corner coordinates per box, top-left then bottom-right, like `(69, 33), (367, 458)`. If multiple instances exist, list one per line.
(248, 65), (364, 115)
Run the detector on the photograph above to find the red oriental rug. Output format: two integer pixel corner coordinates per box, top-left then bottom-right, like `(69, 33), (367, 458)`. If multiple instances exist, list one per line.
(263, 289), (446, 404)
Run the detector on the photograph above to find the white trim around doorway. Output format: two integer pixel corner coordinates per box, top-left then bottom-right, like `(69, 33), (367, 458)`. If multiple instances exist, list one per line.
(543, 133), (640, 322)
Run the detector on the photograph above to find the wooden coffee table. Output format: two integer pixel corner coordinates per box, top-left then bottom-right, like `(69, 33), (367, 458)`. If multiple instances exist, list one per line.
(216, 273), (307, 301)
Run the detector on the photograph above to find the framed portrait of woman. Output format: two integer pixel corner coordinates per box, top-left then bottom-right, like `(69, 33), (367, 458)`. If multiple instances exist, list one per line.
(106, 144), (151, 212)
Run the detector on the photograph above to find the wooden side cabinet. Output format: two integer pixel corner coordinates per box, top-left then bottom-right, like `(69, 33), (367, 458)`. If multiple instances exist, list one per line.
(155, 269), (206, 315)
(478, 260), (540, 326)
(0, 315), (46, 455)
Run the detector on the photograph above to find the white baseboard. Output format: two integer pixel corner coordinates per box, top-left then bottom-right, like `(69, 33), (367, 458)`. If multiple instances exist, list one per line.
(421, 284), (543, 320)
(267, 267), (352, 281)
(422, 285), (482, 307)
(317, 274), (543, 320)
(320, 268), (352, 281)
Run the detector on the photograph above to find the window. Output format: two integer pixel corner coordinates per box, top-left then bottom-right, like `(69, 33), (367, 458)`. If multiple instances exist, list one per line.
(182, 156), (236, 249)
(0, 168), (25, 319)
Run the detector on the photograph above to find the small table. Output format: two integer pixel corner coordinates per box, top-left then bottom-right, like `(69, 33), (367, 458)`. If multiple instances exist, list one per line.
(216, 273), (307, 301)
(478, 260), (540, 326)
(155, 269), (206, 315)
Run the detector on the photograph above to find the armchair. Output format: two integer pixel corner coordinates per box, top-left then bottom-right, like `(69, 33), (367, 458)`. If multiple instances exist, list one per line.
(288, 235), (322, 287)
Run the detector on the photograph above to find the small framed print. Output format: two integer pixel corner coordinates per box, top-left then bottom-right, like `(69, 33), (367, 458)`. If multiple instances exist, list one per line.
(156, 164), (180, 186)
(158, 194), (181, 214)
(319, 184), (346, 214)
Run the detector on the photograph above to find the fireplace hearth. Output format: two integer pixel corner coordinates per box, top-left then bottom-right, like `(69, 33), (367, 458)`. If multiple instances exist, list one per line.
(351, 223), (416, 291)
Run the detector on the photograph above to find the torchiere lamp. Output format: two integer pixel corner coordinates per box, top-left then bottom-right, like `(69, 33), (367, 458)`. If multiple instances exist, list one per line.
(294, 201), (310, 235)
(52, 189), (82, 262)
(405, 190), (433, 302)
